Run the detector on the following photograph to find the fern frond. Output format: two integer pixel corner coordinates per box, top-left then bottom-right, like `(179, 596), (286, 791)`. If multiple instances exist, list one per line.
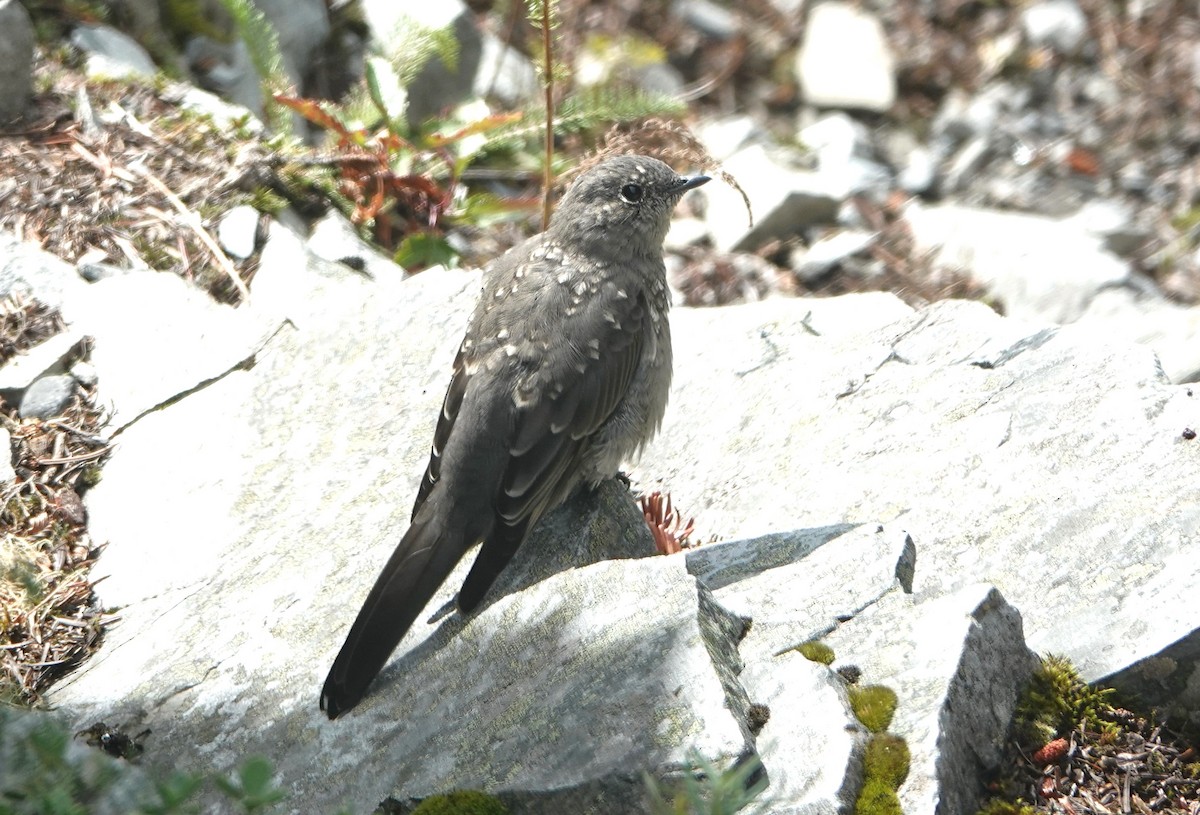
(218, 0), (292, 134)
(525, 0), (561, 30)
(475, 86), (686, 151)
(555, 86), (687, 134)
(389, 19), (461, 88)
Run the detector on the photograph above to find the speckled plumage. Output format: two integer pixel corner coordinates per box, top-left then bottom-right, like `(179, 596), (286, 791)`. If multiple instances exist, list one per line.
(320, 156), (709, 718)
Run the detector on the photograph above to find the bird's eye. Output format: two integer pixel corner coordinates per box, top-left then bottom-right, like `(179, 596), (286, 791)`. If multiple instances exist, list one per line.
(619, 183), (644, 204)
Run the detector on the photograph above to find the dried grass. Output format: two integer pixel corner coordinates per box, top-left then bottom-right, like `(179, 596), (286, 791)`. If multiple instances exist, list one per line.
(1, 296), (112, 707)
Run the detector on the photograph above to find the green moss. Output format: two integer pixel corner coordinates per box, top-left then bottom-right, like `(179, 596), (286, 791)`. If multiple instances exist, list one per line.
(410, 790), (509, 815)
(974, 798), (1038, 815)
(1171, 205), (1200, 235)
(854, 777), (901, 815)
(795, 640), (835, 665)
(849, 685), (898, 733)
(1012, 654), (1115, 747)
(163, 0), (234, 44)
(248, 187), (289, 215)
(863, 733), (909, 790)
(78, 464), (103, 488)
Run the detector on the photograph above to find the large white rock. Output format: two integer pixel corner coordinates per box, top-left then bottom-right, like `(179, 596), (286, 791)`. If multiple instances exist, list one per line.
(904, 201), (1130, 324)
(1, 228), (1189, 812)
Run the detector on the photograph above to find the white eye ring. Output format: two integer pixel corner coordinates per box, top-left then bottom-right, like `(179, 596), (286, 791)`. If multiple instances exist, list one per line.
(619, 183), (644, 204)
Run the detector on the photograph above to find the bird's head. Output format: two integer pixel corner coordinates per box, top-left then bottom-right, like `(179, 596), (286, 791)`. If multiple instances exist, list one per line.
(548, 156), (710, 256)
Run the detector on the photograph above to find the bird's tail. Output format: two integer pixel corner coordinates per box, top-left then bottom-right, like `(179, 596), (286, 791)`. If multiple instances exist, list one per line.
(320, 510), (465, 718)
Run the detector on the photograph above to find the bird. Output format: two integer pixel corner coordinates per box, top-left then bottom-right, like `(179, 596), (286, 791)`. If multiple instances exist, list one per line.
(320, 155), (710, 718)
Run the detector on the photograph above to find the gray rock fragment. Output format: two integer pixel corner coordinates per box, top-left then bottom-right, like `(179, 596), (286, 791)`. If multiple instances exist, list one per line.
(307, 210), (406, 279)
(0, 0), (35, 123)
(217, 205), (261, 260)
(71, 24), (157, 81)
(0, 331), (83, 393)
(705, 145), (841, 252)
(20, 374), (77, 418)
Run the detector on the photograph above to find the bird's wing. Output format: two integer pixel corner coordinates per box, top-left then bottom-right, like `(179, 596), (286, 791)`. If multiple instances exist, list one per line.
(456, 272), (648, 611)
(500, 277), (648, 521)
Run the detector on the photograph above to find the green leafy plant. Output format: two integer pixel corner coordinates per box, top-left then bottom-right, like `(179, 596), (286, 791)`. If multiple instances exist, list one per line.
(272, 2), (686, 271)
(0, 712), (122, 815)
(275, 62), (524, 268)
(645, 751), (769, 814)
(216, 0), (293, 135)
(0, 708), (323, 815)
(212, 756), (286, 813)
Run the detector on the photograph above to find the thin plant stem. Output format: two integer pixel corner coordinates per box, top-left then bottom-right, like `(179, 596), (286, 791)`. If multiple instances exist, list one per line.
(540, 0), (554, 230)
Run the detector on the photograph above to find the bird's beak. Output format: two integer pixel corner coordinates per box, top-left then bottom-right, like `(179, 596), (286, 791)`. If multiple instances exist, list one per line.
(678, 174), (711, 191)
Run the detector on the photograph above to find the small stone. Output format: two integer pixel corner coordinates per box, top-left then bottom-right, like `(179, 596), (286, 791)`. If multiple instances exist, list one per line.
(19, 375), (77, 419)
(1068, 199), (1151, 257)
(797, 2), (896, 112)
(794, 230), (877, 284)
(704, 144), (841, 252)
(71, 24), (157, 81)
(674, 0), (740, 40)
(942, 137), (992, 194)
(475, 31), (539, 106)
(0, 331), (81, 392)
(78, 261), (128, 282)
(71, 360), (99, 388)
(800, 113), (871, 165)
(217, 205), (262, 260)
(175, 86), (262, 135)
(307, 210), (406, 278)
(697, 116), (759, 162)
(0, 427), (14, 483)
(1022, 0), (1088, 55)
(899, 146), (936, 195)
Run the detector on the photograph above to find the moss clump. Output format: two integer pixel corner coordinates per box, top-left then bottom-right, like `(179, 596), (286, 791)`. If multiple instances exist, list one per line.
(854, 733), (910, 814)
(795, 640), (835, 665)
(1012, 654), (1115, 747)
(863, 733), (910, 790)
(849, 685), (898, 733)
(975, 799), (1038, 815)
(410, 790), (509, 815)
(854, 777), (901, 815)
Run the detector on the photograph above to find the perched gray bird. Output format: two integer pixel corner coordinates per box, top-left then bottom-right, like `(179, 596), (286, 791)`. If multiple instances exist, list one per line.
(320, 155), (710, 718)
